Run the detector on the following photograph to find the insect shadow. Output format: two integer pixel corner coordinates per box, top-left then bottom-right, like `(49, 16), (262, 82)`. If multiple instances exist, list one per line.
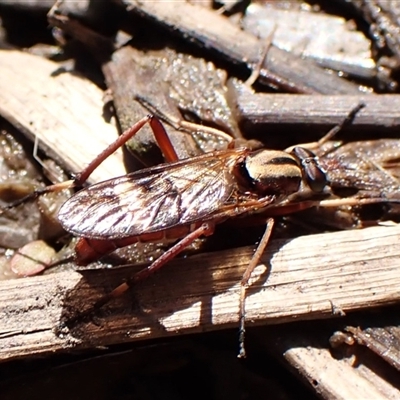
(57, 236), (276, 345)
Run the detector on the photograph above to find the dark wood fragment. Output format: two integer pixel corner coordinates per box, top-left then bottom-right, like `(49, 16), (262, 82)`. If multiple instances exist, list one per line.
(230, 83), (400, 138)
(48, 0), (123, 36)
(121, 0), (364, 94)
(103, 45), (199, 165)
(104, 44), (236, 164)
(346, 0), (400, 59)
(48, 8), (234, 165)
(0, 0), (54, 12)
(347, 325), (400, 371)
(47, 7), (116, 62)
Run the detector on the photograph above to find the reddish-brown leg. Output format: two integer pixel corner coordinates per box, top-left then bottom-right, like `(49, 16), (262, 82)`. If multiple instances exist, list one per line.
(75, 115), (179, 185)
(79, 223), (215, 314)
(2, 115), (179, 211)
(238, 218), (275, 358)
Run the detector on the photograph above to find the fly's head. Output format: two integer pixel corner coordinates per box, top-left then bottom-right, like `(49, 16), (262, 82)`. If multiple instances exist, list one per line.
(291, 147), (328, 193)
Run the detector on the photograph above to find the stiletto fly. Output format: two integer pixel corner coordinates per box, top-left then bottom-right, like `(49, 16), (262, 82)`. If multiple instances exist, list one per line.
(4, 104), (394, 357)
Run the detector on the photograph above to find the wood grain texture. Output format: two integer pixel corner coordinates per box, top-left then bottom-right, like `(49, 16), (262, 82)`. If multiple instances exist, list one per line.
(282, 344), (400, 399)
(258, 315), (400, 400)
(0, 50), (125, 183)
(233, 89), (400, 129)
(1, 224), (399, 362)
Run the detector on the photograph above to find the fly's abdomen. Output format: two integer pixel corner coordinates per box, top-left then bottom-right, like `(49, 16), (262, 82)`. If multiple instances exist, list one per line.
(74, 222), (207, 265)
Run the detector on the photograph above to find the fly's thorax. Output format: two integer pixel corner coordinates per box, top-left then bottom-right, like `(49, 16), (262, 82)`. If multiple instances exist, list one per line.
(239, 150), (303, 195)
(235, 147), (329, 197)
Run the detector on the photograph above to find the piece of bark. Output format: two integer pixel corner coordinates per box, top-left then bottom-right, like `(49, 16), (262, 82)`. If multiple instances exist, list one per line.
(122, 0), (364, 94)
(0, 0), (54, 12)
(1, 224), (400, 361)
(104, 44), (234, 165)
(230, 84), (400, 136)
(347, 0), (400, 59)
(0, 49), (125, 183)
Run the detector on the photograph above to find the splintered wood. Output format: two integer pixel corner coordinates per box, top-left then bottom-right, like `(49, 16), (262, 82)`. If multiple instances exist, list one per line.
(0, 50), (125, 184)
(0, 224), (399, 361)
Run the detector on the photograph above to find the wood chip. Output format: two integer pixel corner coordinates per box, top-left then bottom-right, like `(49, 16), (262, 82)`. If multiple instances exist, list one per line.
(347, 325), (400, 371)
(0, 50), (125, 183)
(281, 341), (400, 399)
(10, 240), (56, 277)
(231, 85), (400, 133)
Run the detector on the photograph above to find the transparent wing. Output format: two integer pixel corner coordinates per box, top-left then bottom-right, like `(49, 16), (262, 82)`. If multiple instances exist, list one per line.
(58, 151), (243, 239)
(321, 139), (400, 195)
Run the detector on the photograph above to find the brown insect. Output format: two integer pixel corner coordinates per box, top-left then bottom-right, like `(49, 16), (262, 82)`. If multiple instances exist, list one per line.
(7, 104), (394, 357)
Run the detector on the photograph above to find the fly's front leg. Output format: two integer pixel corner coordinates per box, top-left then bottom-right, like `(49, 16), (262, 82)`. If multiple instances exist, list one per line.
(75, 115), (179, 185)
(238, 217), (275, 358)
(285, 102), (366, 154)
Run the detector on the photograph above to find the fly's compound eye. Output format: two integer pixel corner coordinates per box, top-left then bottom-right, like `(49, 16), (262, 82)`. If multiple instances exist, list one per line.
(291, 147), (327, 193)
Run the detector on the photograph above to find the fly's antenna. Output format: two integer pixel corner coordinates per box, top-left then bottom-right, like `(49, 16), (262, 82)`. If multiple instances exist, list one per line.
(318, 102), (366, 147)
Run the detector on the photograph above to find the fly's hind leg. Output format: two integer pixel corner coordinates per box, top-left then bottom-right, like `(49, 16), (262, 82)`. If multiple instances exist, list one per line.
(63, 222), (215, 328)
(107, 223), (215, 300)
(238, 217), (275, 358)
(67, 115), (180, 186)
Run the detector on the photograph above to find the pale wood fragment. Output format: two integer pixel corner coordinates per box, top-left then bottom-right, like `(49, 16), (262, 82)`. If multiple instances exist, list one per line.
(282, 345), (400, 399)
(0, 49), (125, 183)
(0, 224), (399, 361)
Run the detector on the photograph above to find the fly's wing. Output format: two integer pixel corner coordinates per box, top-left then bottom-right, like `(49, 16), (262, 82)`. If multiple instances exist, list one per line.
(304, 139), (400, 230)
(321, 139), (400, 196)
(58, 152), (242, 239)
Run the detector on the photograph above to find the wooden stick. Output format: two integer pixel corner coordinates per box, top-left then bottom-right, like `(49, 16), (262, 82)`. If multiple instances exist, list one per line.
(269, 332), (400, 399)
(232, 89), (400, 131)
(1, 224), (400, 362)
